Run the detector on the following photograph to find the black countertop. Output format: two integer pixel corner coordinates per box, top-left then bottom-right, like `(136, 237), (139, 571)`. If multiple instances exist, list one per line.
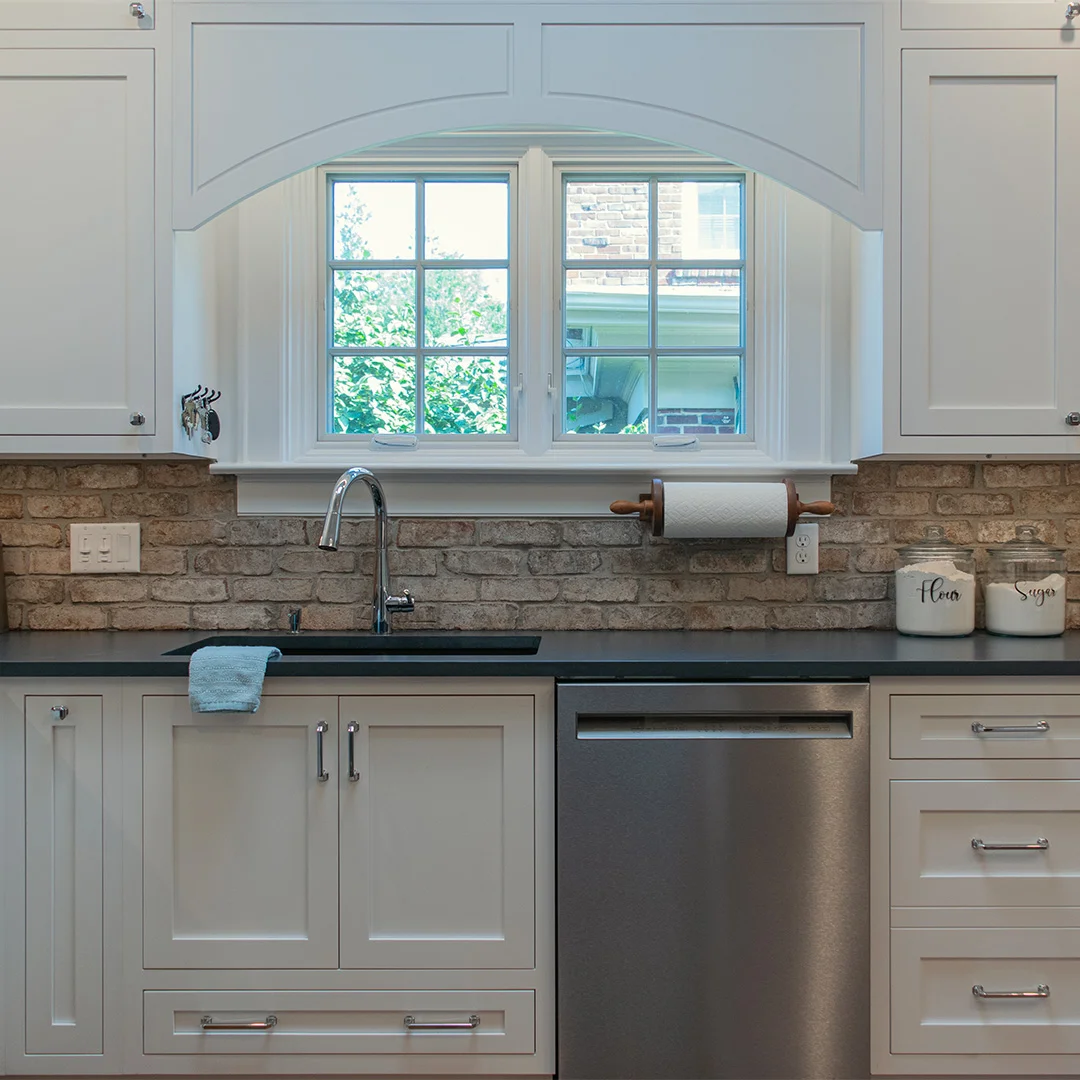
(2, 629), (1080, 679)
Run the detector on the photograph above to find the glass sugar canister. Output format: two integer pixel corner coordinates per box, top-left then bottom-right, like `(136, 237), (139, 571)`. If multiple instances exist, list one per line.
(985, 526), (1066, 637)
(895, 526), (976, 636)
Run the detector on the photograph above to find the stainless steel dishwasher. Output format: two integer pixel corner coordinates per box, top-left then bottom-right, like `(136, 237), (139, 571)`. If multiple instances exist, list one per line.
(557, 681), (869, 1080)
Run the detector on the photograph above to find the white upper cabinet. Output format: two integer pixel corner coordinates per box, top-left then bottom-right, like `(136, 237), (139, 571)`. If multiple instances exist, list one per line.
(900, 50), (1080, 441)
(0, 0), (152, 30)
(903, 0), (1080, 31)
(0, 49), (156, 439)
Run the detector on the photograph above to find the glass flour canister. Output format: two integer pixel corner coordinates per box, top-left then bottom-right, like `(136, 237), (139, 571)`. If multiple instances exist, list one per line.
(894, 526), (976, 636)
(985, 526), (1066, 637)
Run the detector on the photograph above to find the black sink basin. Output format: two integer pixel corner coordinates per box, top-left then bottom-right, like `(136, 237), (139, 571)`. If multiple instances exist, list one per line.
(165, 634), (542, 657)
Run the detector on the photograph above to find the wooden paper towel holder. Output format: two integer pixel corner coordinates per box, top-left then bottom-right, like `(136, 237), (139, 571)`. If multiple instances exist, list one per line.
(610, 478), (834, 537)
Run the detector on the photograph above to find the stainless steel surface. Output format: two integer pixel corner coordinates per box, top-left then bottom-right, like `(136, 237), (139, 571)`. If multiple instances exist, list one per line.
(129, 411), (146, 425)
(347, 720), (360, 782)
(315, 720), (329, 782)
(1068, 3), (1080, 19)
(287, 609), (302, 634)
(50, 705), (69, 721)
(558, 681), (869, 1080)
(402, 1014), (481, 1030)
(972, 837), (1049, 850)
(972, 719), (1049, 734)
(317, 467), (415, 635)
(1067, 410), (1080, 423)
(199, 1015), (278, 1031)
(972, 984), (1050, 999)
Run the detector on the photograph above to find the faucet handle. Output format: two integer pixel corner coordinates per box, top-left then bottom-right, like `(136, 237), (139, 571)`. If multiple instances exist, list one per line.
(386, 589), (414, 614)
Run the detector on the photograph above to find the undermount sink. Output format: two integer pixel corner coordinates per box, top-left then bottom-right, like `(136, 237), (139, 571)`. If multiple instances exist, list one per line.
(165, 634), (542, 657)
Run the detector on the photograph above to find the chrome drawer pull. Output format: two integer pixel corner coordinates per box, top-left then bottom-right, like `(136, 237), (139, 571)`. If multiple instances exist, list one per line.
(972, 837), (1049, 851)
(200, 1014), (278, 1031)
(971, 720), (1050, 735)
(315, 721), (329, 782)
(973, 984), (1050, 999)
(403, 1014), (481, 1031)
(347, 721), (360, 782)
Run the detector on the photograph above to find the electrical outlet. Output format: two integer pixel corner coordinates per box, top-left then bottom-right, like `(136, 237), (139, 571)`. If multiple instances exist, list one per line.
(70, 523), (141, 573)
(786, 522), (819, 575)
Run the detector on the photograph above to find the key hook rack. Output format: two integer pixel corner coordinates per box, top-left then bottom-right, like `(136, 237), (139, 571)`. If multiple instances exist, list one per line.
(180, 386), (222, 443)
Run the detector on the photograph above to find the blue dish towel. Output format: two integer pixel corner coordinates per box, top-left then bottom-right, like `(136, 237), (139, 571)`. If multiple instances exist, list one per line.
(188, 645), (282, 714)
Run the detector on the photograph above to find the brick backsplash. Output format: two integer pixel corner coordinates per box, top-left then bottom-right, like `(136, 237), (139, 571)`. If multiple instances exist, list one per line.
(1, 460), (1078, 632)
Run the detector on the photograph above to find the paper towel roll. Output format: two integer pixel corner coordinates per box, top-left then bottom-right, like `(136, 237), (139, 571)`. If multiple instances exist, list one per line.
(662, 482), (791, 539)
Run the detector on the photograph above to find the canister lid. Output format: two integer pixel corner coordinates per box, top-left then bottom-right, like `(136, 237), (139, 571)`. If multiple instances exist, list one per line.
(986, 525), (1065, 558)
(896, 524), (974, 560)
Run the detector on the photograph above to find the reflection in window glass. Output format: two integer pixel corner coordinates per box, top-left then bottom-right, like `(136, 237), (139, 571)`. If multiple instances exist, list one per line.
(656, 355), (741, 436)
(564, 355), (649, 435)
(565, 269), (649, 348)
(657, 269), (741, 347)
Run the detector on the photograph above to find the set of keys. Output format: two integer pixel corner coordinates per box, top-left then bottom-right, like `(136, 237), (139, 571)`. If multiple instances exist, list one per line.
(181, 387), (222, 443)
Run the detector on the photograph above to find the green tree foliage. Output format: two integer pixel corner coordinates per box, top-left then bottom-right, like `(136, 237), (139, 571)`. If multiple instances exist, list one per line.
(331, 190), (509, 435)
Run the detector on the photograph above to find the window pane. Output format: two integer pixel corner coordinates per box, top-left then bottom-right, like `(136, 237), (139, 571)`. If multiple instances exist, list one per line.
(333, 181), (415, 260)
(656, 355), (742, 435)
(332, 356), (416, 434)
(565, 268), (649, 348)
(423, 268), (508, 348)
(657, 269), (741, 347)
(658, 180), (741, 260)
(424, 356), (508, 434)
(565, 181), (649, 261)
(425, 181), (509, 260)
(564, 355), (649, 435)
(333, 269), (415, 347)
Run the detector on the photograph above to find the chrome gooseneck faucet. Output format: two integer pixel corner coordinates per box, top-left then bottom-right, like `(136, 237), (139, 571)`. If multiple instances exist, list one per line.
(317, 467), (414, 635)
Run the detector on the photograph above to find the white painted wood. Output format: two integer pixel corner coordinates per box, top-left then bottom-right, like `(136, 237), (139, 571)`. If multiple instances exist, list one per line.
(0, 0), (152, 29)
(141, 695), (339, 969)
(339, 695), (534, 970)
(892, 780), (1080, 908)
(24, 696), (103, 1056)
(891, 694), (1080, 759)
(892, 927), (1080, 1055)
(0, 49), (156, 437)
(903, 0), (1077, 30)
(900, 50), (1080, 438)
(144, 989), (534, 1055)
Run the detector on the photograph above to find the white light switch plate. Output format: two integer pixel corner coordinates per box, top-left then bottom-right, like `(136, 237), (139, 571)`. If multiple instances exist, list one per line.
(786, 522), (819, 575)
(70, 523), (141, 573)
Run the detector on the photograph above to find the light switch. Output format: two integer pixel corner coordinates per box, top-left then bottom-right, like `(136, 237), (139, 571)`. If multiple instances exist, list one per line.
(69, 523), (140, 573)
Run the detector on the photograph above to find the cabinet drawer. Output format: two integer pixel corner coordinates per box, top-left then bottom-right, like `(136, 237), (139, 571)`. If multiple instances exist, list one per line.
(144, 990), (534, 1055)
(892, 928), (1080, 1054)
(890, 695), (1080, 759)
(891, 781), (1080, 908)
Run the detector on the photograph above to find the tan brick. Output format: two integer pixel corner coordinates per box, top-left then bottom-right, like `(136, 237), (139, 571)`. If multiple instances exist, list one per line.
(934, 492), (1014, 515)
(141, 549), (187, 575)
(110, 604), (193, 630)
(849, 461), (894, 488)
(192, 604), (276, 630)
(855, 547), (898, 573)
(527, 550), (602, 575)
(296, 604), (365, 631)
(111, 492), (191, 517)
(150, 578), (228, 603)
(193, 549), (273, 575)
(480, 578), (561, 602)
(28, 549), (70, 574)
(894, 520), (975, 545)
(398, 576), (478, 602)
(145, 463), (216, 488)
(604, 547), (688, 575)
(0, 465), (56, 489)
(979, 520), (1057, 545)
(7, 577), (64, 603)
(144, 520), (226, 546)
(727, 576), (809, 602)
(70, 578), (148, 603)
(189, 491), (236, 515)
(852, 492), (932, 516)
(397, 520), (476, 547)
(5, 602), (22, 629)
(1068, 464), (1080, 486)
(359, 549), (440, 577)
(518, 605), (603, 630)
(605, 605), (687, 630)
(562, 520), (643, 547)
(316, 578), (364, 604)
(983, 463), (1062, 487)
(434, 603), (519, 631)
(1067, 602), (1080, 631)
(562, 578), (640, 603)
(687, 604), (770, 630)
(1022, 489), (1080, 515)
(817, 548), (851, 572)
(323, 519), (377, 548)
(2, 548), (28, 574)
(230, 578), (314, 602)
(689, 549), (769, 574)
(26, 495), (104, 519)
(769, 605), (850, 630)
(277, 550), (356, 574)
(62, 464), (140, 489)
(476, 520), (562, 547)
(225, 519), (307, 546)
(28, 605), (108, 630)
(442, 550), (523, 576)
(0, 523), (62, 547)
(847, 602), (896, 629)
(896, 463), (975, 489)
(817, 519), (891, 545)
(0, 494), (23, 518)
(812, 575), (890, 601)
(643, 577), (726, 603)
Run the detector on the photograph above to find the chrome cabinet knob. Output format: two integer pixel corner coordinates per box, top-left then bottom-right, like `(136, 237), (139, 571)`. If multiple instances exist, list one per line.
(1066, 411), (1080, 426)
(1067, 1), (1080, 18)
(129, 412), (146, 426)
(129, 2), (146, 16)
(50, 705), (69, 721)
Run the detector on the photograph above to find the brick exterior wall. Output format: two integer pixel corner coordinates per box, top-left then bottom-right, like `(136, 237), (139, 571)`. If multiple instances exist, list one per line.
(1, 460), (1079, 632)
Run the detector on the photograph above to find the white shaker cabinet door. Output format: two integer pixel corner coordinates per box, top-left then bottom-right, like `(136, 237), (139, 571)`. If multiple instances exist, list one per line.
(339, 695), (535, 970)
(142, 696), (339, 969)
(0, 50), (155, 437)
(0, 0), (152, 29)
(24, 696), (103, 1055)
(901, 51), (1080, 438)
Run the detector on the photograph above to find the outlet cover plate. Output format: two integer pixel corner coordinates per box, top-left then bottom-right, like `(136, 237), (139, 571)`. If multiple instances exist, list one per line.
(786, 522), (819, 575)
(70, 523), (141, 573)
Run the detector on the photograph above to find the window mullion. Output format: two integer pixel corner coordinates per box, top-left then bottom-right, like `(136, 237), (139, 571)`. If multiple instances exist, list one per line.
(649, 176), (659, 436)
(415, 178), (425, 436)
